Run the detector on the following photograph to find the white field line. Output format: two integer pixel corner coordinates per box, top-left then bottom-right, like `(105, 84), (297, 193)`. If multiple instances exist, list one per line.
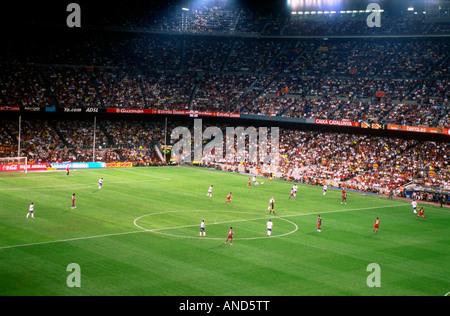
(134, 211), (299, 240)
(0, 231), (144, 250)
(0, 179), (170, 191)
(133, 203), (408, 234)
(0, 203), (407, 251)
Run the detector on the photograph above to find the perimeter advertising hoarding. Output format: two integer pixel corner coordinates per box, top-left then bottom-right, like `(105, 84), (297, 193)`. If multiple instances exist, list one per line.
(106, 108), (240, 118)
(0, 106), (20, 111)
(314, 119), (360, 127)
(50, 162), (106, 170)
(0, 163), (48, 172)
(386, 124), (448, 134)
(105, 162), (133, 168)
(0, 162), (133, 172)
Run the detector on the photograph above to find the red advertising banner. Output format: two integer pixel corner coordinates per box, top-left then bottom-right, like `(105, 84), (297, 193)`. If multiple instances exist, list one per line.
(0, 106), (20, 111)
(107, 108), (151, 114)
(0, 163), (48, 172)
(314, 119), (360, 127)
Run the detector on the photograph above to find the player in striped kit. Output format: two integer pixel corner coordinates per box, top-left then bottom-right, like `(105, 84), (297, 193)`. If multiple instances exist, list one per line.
(225, 227), (234, 245)
(71, 193), (76, 209)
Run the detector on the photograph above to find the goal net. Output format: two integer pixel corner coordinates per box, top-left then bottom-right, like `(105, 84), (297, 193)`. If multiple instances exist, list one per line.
(0, 157), (28, 173)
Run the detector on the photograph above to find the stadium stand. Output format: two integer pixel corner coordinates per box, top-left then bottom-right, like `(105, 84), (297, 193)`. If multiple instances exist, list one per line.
(0, 0), (449, 200)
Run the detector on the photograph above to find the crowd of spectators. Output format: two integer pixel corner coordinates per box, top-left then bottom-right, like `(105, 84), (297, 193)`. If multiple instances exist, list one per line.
(191, 73), (257, 112)
(45, 67), (101, 108)
(0, 119), (166, 165)
(102, 119), (164, 165)
(0, 118), (449, 193)
(141, 72), (195, 110)
(1, 119), (69, 162)
(283, 15), (450, 36)
(1, 30), (448, 127)
(0, 65), (52, 108)
(276, 131), (418, 191)
(192, 124), (450, 192)
(96, 71), (145, 108)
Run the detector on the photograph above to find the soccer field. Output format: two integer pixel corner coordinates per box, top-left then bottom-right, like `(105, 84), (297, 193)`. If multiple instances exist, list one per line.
(0, 166), (449, 296)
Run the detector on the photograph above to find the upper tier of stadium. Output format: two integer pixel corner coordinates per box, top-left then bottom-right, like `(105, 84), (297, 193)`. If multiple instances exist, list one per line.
(1, 0), (449, 129)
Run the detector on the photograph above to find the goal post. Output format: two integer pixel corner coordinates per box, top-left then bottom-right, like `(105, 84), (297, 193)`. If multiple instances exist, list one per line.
(0, 157), (28, 173)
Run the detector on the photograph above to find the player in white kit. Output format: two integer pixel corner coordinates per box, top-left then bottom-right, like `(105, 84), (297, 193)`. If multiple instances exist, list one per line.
(266, 220), (273, 236)
(207, 185), (213, 198)
(98, 178), (103, 189)
(200, 220), (206, 237)
(411, 200), (417, 214)
(26, 203), (35, 218)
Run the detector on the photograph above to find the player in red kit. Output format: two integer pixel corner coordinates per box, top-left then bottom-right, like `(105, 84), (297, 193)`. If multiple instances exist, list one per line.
(416, 207), (426, 220)
(373, 217), (380, 234)
(317, 215), (322, 232)
(341, 189), (347, 205)
(225, 192), (233, 204)
(71, 193), (76, 209)
(225, 227), (234, 245)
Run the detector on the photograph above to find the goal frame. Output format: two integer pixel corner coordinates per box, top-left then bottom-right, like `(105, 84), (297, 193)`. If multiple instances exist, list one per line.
(0, 157), (28, 173)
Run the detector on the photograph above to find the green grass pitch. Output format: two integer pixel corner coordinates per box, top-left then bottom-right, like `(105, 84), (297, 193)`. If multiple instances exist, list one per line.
(0, 166), (449, 296)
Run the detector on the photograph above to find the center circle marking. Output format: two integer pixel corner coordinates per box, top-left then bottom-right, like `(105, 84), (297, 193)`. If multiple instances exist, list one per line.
(133, 210), (298, 240)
